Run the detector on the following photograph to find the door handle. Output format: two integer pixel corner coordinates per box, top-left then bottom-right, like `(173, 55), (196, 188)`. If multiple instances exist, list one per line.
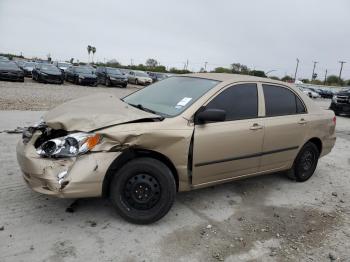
(298, 118), (307, 125)
(250, 123), (263, 130)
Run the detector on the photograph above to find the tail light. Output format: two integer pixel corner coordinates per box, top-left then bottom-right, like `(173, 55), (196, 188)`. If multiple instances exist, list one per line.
(333, 116), (336, 125)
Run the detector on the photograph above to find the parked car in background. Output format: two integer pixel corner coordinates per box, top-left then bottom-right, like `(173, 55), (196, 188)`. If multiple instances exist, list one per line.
(300, 87), (320, 98)
(147, 72), (168, 82)
(119, 68), (130, 75)
(53, 61), (72, 74)
(0, 56), (9, 61)
(0, 61), (24, 82)
(127, 70), (153, 85)
(96, 67), (128, 87)
(15, 60), (26, 69)
(17, 74), (336, 224)
(32, 63), (63, 84)
(65, 66), (97, 86)
(21, 61), (36, 77)
(317, 89), (334, 99)
(330, 88), (350, 116)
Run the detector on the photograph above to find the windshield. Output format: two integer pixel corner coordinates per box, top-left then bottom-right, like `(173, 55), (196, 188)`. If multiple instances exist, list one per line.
(24, 62), (36, 67)
(75, 67), (94, 73)
(135, 71), (149, 77)
(123, 76), (220, 117)
(58, 63), (70, 67)
(40, 65), (60, 73)
(107, 68), (122, 75)
(0, 61), (18, 69)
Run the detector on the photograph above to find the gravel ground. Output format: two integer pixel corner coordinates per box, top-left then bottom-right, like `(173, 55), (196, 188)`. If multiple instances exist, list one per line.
(0, 80), (350, 261)
(0, 78), (140, 111)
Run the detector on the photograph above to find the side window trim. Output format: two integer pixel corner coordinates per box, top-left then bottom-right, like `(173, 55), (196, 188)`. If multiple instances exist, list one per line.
(261, 83), (308, 117)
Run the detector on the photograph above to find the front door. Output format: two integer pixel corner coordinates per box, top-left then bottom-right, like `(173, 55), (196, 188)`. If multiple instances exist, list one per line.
(192, 83), (264, 186)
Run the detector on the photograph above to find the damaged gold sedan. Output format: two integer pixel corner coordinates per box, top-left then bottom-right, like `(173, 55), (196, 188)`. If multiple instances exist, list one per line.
(16, 73), (336, 224)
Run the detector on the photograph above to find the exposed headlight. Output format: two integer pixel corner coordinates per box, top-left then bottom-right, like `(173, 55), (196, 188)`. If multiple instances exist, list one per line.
(332, 95), (337, 102)
(36, 132), (101, 158)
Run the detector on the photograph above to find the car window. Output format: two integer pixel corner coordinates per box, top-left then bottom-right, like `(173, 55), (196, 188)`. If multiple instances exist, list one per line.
(205, 83), (258, 121)
(263, 84), (305, 116)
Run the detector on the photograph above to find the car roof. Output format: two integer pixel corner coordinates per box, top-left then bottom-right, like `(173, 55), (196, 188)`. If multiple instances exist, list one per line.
(182, 73), (291, 86)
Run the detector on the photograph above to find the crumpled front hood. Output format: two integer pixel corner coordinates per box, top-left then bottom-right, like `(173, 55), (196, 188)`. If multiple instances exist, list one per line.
(43, 93), (161, 132)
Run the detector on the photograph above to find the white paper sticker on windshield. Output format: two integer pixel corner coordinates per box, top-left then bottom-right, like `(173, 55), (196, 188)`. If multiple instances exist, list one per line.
(176, 97), (192, 107)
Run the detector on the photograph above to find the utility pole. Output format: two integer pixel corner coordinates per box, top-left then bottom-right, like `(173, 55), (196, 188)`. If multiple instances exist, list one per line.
(338, 61), (346, 80)
(185, 59), (189, 70)
(324, 69), (328, 85)
(294, 58), (299, 82)
(204, 61), (208, 72)
(130, 59), (133, 66)
(311, 61), (318, 80)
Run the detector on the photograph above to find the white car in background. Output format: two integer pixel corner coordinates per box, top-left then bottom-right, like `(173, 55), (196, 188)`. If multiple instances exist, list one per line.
(299, 87), (320, 98)
(53, 61), (72, 74)
(127, 70), (153, 85)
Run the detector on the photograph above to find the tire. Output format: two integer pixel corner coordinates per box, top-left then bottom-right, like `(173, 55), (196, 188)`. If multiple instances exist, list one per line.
(109, 158), (176, 224)
(135, 79), (138, 85)
(122, 83), (127, 88)
(106, 78), (111, 87)
(292, 142), (320, 182)
(334, 111), (340, 116)
(75, 77), (80, 85)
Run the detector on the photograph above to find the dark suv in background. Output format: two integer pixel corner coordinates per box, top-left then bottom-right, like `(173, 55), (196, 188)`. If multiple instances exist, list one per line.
(0, 61), (24, 82)
(96, 67), (128, 87)
(330, 88), (350, 116)
(65, 66), (97, 86)
(32, 64), (63, 84)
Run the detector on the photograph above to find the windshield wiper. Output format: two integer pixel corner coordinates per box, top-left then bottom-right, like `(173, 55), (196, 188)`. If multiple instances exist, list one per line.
(129, 103), (159, 115)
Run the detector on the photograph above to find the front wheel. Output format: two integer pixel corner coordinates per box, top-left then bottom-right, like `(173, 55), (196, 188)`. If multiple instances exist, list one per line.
(105, 78), (111, 87)
(292, 142), (320, 182)
(135, 79), (138, 85)
(109, 158), (176, 224)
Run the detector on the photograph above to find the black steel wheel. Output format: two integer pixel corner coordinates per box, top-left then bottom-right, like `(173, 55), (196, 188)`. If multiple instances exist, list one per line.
(123, 173), (161, 210)
(293, 142), (319, 182)
(109, 158), (176, 224)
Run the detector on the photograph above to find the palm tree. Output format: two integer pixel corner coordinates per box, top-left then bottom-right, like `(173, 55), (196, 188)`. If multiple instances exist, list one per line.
(91, 46), (96, 63)
(87, 45), (92, 63)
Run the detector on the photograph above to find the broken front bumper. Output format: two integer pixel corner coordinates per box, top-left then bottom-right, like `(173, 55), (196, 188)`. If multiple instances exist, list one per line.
(16, 133), (120, 198)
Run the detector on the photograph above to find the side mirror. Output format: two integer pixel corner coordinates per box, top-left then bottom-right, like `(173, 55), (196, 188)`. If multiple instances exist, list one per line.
(196, 108), (226, 124)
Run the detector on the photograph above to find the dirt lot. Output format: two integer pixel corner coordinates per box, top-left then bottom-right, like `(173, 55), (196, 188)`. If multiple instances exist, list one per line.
(0, 78), (140, 111)
(0, 80), (350, 262)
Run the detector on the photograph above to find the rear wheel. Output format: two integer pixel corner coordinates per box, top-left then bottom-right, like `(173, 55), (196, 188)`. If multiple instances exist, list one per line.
(292, 142), (320, 182)
(109, 158), (176, 224)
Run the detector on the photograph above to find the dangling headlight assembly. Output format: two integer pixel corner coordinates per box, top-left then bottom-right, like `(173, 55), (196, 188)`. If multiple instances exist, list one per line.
(36, 132), (101, 158)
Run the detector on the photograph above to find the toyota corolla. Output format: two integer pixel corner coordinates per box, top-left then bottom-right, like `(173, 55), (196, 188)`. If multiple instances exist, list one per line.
(16, 74), (336, 224)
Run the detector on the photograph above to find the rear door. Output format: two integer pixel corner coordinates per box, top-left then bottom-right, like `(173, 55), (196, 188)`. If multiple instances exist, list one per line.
(260, 84), (308, 172)
(192, 83), (264, 186)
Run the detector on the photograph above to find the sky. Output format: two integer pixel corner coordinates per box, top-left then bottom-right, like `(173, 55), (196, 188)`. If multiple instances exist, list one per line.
(0, 0), (349, 79)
